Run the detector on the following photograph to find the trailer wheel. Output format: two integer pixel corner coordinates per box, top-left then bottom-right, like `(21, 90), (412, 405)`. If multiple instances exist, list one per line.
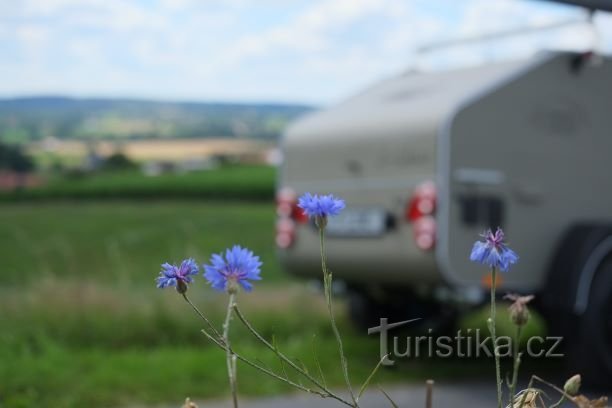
(571, 258), (612, 388)
(542, 224), (612, 387)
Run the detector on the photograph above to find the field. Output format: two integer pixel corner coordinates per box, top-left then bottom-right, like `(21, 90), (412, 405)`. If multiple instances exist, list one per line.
(27, 138), (273, 162)
(0, 165), (275, 201)
(0, 201), (549, 407)
(0, 201), (405, 407)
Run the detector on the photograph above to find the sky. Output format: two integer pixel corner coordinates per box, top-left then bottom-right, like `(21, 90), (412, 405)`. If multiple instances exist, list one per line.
(1, 0), (611, 105)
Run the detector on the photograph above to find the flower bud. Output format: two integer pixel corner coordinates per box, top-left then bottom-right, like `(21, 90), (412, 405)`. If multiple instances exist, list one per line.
(227, 279), (239, 295)
(564, 374), (581, 396)
(510, 304), (530, 326)
(504, 294), (534, 327)
(314, 215), (328, 229)
(176, 279), (188, 294)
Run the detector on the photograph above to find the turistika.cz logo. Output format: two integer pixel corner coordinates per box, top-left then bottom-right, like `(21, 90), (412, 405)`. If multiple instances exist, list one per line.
(368, 318), (564, 366)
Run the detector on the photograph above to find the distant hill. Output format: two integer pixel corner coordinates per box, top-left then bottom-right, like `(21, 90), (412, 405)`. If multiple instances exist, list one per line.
(0, 97), (314, 143)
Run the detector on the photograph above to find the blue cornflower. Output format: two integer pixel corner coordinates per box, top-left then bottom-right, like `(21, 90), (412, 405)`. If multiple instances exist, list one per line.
(204, 245), (262, 293)
(297, 193), (345, 219)
(156, 258), (199, 293)
(470, 228), (519, 272)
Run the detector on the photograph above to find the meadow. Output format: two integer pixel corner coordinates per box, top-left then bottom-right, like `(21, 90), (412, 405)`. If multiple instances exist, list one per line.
(0, 201), (401, 407)
(0, 200), (548, 407)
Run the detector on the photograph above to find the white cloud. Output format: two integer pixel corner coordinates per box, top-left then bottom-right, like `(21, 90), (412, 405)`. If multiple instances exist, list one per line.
(0, 0), (610, 103)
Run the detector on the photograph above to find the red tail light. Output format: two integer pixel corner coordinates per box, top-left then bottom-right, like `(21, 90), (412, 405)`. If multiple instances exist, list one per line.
(406, 181), (436, 251)
(275, 188), (307, 248)
(275, 218), (295, 249)
(276, 188), (308, 223)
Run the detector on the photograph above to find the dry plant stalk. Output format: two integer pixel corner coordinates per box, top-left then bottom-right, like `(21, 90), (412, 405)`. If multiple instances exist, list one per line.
(182, 397), (198, 408)
(507, 389), (542, 408)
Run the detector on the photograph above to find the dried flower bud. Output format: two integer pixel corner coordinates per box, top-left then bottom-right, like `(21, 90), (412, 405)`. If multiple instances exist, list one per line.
(564, 374), (581, 396)
(505, 293), (534, 327)
(573, 394), (607, 407)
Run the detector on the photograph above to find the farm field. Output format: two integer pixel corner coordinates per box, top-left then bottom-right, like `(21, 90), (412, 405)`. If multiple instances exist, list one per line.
(27, 138), (274, 163)
(0, 201), (283, 286)
(0, 165), (275, 201)
(0, 201), (548, 407)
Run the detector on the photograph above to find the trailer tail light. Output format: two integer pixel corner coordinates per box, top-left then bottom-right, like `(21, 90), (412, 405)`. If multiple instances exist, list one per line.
(276, 188), (308, 223)
(275, 218), (295, 249)
(406, 181), (436, 251)
(275, 188), (307, 248)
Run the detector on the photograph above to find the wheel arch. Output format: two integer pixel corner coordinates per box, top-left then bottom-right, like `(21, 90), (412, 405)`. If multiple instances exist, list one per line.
(541, 224), (612, 326)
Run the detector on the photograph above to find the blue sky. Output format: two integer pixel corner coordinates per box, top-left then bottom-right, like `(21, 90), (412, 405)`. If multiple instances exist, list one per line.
(1, 0), (611, 105)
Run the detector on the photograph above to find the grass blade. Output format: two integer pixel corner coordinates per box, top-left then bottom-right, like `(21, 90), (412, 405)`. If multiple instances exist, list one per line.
(311, 334), (327, 388)
(378, 385), (399, 408)
(358, 354), (388, 400)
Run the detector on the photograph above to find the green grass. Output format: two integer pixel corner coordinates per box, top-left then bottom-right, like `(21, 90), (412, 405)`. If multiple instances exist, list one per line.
(1, 281), (500, 408)
(0, 316), (497, 408)
(0, 201), (283, 286)
(0, 165), (275, 201)
(0, 201), (552, 407)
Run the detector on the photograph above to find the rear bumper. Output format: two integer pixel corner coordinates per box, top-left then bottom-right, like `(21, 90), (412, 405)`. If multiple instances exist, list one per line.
(277, 224), (443, 287)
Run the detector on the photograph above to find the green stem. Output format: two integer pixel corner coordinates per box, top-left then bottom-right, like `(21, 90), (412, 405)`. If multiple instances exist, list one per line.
(199, 328), (347, 404)
(509, 325), (522, 407)
(357, 354), (388, 401)
(531, 375), (577, 404)
(182, 293), (223, 342)
(233, 305), (354, 407)
(182, 293), (352, 406)
(549, 396), (566, 408)
(224, 292), (239, 408)
(488, 267), (503, 408)
(319, 226), (357, 407)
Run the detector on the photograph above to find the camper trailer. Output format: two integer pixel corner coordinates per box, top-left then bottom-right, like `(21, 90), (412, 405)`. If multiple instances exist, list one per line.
(276, 51), (612, 382)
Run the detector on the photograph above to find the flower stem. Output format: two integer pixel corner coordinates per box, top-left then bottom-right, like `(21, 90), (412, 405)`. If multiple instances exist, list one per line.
(488, 267), (502, 408)
(531, 375), (577, 403)
(232, 305), (354, 407)
(224, 292), (239, 408)
(509, 325), (522, 407)
(549, 395), (566, 408)
(182, 293), (223, 341)
(198, 328), (352, 406)
(181, 291), (351, 405)
(318, 226), (357, 407)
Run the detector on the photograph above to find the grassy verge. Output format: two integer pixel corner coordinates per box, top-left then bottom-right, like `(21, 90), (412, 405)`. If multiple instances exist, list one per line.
(1, 282), (502, 408)
(0, 201), (551, 407)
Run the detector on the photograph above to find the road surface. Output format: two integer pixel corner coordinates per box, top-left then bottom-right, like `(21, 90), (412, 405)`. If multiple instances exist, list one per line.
(145, 380), (609, 408)
(175, 382), (512, 408)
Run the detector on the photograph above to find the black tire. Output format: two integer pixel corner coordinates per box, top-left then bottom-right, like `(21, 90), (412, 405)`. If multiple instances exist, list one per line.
(571, 258), (612, 389)
(541, 224), (612, 388)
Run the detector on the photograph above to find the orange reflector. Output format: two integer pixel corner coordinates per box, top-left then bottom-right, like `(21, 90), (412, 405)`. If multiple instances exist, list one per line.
(481, 273), (503, 289)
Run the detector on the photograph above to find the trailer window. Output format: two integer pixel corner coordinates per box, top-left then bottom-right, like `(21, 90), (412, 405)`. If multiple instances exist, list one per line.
(458, 195), (504, 230)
